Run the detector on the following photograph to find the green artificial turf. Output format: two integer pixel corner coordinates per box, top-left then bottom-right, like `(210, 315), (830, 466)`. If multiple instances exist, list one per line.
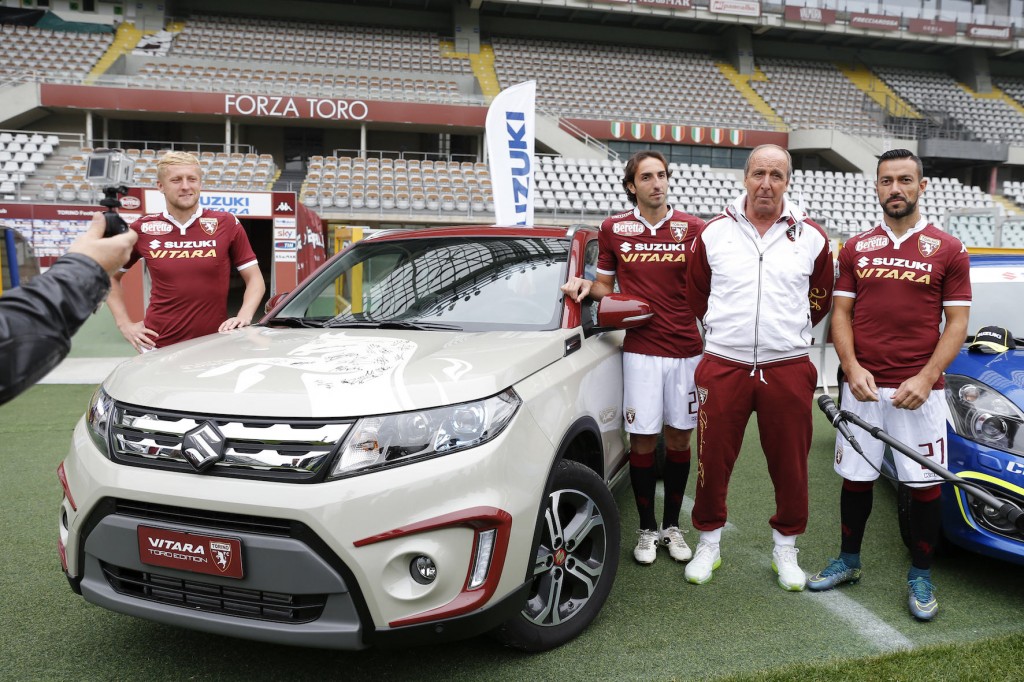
(2, 384), (1023, 681)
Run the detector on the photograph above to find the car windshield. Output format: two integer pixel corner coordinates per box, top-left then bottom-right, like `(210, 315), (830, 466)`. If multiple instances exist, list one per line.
(269, 236), (570, 332)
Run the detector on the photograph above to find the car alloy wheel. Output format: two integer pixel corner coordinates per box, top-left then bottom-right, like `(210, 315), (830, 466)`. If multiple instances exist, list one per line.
(493, 459), (620, 651)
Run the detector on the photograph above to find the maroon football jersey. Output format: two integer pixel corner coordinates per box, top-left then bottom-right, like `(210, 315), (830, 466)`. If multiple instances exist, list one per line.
(835, 222), (971, 389)
(597, 207), (704, 358)
(126, 209), (259, 348)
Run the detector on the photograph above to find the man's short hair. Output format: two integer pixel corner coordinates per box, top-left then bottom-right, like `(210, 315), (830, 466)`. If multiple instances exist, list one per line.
(157, 151), (202, 181)
(743, 144), (792, 181)
(876, 148), (923, 180)
(622, 150), (670, 205)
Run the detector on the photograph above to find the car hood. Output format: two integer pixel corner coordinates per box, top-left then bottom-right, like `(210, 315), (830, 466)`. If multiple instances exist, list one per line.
(103, 326), (573, 418)
(948, 348), (1024, 410)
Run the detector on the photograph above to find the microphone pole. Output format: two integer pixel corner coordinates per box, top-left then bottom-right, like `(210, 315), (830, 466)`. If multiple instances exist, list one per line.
(816, 394), (865, 456)
(838, 406), (1024, 534)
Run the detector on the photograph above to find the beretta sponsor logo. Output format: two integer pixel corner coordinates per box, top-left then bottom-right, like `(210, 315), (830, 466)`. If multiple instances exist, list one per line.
(141, 221), (173, 235)
(856, 235), (889, 252)
(120, 195), (141, 210)
(613, 220), (645, 236)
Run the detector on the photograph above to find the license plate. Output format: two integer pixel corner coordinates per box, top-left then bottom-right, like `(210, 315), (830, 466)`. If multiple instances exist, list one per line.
(137, 525), (244, 579)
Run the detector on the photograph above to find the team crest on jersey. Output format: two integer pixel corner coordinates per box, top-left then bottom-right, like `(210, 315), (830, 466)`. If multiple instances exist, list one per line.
(856, 235), (889, 252)
(918, 235), (941, 258)
(697, 386), (709, 404)
(199, 218), (218, 235)
(669, 221), (688, 243)
(613, 220), (644, 236)
(141, 221), (173, 235)
(625, 408), (636, 424)
(835, 442), (843, 465)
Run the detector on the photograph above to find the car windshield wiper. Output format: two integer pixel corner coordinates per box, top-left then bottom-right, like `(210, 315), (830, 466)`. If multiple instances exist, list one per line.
(324, 320), (464, 331)
(264, 317), (329, 328)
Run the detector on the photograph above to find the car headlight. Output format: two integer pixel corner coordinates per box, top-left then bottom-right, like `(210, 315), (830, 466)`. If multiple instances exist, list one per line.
(86, 387), (114, 455)
(328, 389), (521, 479)
(945, 375), (1024, 457)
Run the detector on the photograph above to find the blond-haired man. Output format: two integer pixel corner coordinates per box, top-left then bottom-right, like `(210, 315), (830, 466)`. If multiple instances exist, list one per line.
(107, 151), (265, 351)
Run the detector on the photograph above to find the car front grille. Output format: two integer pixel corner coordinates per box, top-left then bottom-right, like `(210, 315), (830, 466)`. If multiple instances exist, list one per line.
(101, 562), (327, 623)
(108, 402), (352, 481)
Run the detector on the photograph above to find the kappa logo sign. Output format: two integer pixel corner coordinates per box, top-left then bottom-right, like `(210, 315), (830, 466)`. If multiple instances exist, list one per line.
(276, 201), (292, 212)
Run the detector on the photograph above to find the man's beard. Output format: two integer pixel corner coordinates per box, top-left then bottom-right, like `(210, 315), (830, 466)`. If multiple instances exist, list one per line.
(882, 196), (916, 219)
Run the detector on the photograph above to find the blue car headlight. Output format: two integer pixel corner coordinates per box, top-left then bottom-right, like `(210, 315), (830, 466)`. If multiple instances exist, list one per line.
(945, 374), (1024, 457)
(328, 389), (521, 479)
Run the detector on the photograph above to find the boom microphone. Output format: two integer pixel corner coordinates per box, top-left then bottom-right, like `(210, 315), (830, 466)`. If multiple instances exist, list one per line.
(817, 394), (865, 456)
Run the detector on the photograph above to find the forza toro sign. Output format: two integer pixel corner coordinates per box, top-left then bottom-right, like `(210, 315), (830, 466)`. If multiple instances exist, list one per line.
(224, 94), (369, 120)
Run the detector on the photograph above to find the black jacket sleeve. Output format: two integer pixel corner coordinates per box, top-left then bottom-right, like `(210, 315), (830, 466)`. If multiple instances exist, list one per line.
(0, 253), (110, 405)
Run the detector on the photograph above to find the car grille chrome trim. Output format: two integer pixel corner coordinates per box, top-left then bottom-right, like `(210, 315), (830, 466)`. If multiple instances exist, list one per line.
(101, 562), (327, 623)
(109, 403), (352, 479)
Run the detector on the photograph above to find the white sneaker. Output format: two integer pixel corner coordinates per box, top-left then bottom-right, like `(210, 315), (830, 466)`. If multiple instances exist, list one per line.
(684, 540), (721, 584)
(659, 526), (692, 562)
(772, 545), (807, 591)
(633, 529), (658, 565)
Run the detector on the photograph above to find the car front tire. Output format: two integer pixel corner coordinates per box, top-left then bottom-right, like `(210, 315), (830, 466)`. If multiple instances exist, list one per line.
(492, 459), (620, 652)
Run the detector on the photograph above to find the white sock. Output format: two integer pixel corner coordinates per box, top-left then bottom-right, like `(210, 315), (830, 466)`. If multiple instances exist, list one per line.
(773, 528), (798, 548)
(700, 528), (722, 545)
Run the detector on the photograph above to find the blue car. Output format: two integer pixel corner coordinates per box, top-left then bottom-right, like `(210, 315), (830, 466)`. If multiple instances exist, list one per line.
(891, 253), (1024, 566)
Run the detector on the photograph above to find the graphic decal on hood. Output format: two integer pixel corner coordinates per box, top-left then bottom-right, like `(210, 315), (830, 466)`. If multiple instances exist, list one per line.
(196, 333), (417, 393)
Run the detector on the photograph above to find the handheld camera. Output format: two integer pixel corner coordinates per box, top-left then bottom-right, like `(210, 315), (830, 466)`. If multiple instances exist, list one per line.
(85, 149), (136, 238)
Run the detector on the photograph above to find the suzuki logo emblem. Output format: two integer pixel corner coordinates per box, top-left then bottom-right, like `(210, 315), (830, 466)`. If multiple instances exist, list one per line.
(181, 422), (226, 472)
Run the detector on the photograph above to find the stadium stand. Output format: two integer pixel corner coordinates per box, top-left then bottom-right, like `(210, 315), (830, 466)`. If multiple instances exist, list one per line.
(751, 59), (888, 137)
(171, 16), (472, 75)
(133, 63), (465, 102)
(491, 36), (769, 129)
(0, 131), (63, 199)
(120, 15), (484, 103)
(994, 76), (1024, 109)
(874, 66), (1024, 146)
(0, 23), (111, 84)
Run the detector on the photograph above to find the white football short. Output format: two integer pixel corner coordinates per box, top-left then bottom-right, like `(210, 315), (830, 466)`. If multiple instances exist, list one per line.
(833, 384), (949, 487)
(622, 352), (701, 434)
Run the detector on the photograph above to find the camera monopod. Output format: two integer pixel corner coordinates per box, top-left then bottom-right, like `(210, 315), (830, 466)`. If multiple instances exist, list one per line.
(817, 394), (1024, 534)
(99, 185), (130, 238)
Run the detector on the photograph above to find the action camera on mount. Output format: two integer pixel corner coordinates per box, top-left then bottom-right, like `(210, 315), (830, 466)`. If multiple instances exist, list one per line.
(85, 149), (136, 238)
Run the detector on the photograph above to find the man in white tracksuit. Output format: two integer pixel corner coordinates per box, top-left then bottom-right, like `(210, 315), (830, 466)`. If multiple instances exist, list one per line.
(684, 144), (834, 590)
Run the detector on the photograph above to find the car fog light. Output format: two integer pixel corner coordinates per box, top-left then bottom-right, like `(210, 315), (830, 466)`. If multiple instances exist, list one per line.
(410, 556), (437, 585)
(469, 529), (497, 589)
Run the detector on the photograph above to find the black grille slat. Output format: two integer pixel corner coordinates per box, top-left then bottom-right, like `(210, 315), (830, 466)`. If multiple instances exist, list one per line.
(102, 563), (327, 623)
(114, 499), (293, 537)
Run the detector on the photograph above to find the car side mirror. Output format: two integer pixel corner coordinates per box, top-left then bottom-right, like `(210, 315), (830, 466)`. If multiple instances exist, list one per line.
(595, 293), (653, 330)
(264, 292), (290, 316)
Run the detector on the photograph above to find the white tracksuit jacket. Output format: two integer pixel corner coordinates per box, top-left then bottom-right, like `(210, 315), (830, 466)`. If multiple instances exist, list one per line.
(687, 193), (835, 368)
